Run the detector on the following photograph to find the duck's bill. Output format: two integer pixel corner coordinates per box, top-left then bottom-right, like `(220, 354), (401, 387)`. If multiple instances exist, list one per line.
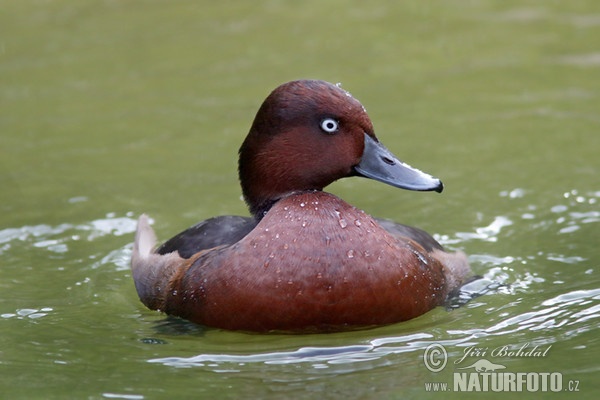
(354, 133), (444, 193)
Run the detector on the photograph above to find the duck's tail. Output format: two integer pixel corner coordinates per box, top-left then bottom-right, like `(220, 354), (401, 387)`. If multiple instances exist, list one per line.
(131, 214), (183, 311)
(431, 249), (471, 296)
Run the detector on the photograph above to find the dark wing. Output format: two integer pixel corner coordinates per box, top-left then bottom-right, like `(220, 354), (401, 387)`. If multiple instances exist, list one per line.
(157, 215), (258, 258)
(375, 218), (444, 252)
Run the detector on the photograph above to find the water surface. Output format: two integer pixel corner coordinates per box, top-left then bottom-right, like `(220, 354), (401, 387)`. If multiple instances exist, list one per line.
(1, 1), (599, 398)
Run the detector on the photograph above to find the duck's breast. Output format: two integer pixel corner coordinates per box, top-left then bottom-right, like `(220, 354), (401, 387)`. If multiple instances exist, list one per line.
(166, 191), (448, 331)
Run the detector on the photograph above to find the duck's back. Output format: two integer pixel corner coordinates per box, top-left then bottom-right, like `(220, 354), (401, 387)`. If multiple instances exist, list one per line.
(156, 215), (257, 258)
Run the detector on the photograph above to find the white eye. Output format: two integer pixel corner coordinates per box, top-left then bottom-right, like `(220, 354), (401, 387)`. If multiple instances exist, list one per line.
(320, 118), (339, 133)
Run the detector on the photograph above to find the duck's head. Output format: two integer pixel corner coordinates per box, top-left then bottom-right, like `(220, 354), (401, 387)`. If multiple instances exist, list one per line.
(238, 80), (443, 218)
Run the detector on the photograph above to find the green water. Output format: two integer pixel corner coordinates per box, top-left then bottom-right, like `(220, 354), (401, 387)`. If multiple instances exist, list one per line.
(1, 1), (599, 398)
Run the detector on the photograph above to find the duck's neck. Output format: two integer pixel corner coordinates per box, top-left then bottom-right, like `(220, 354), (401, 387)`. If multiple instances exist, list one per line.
(238, 129), (317, 219)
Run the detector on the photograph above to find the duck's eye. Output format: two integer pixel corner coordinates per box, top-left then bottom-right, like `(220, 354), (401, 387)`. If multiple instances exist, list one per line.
(320, 118), (339, 134)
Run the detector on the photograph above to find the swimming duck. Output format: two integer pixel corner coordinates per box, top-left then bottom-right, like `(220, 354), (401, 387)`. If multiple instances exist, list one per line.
(131, 79), (470, 332)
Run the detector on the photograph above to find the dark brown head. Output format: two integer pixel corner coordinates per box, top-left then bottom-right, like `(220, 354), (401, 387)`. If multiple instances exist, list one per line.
(238, 80), (442, 218)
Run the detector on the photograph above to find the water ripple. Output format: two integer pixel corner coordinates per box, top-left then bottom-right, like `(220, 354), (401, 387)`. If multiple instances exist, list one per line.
(451, 288), (600, 339)
(1, 307), (54, 320)
(438, 216), (514, 245)
(0, 213), (138, 256)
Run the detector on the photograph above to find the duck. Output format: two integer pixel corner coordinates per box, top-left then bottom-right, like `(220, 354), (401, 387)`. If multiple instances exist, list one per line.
(131, 79), (470, 333)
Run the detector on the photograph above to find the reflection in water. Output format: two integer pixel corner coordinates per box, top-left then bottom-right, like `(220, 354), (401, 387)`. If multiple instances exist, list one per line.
(135, 292), (599, 400)
(146, 287), (600, 372)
